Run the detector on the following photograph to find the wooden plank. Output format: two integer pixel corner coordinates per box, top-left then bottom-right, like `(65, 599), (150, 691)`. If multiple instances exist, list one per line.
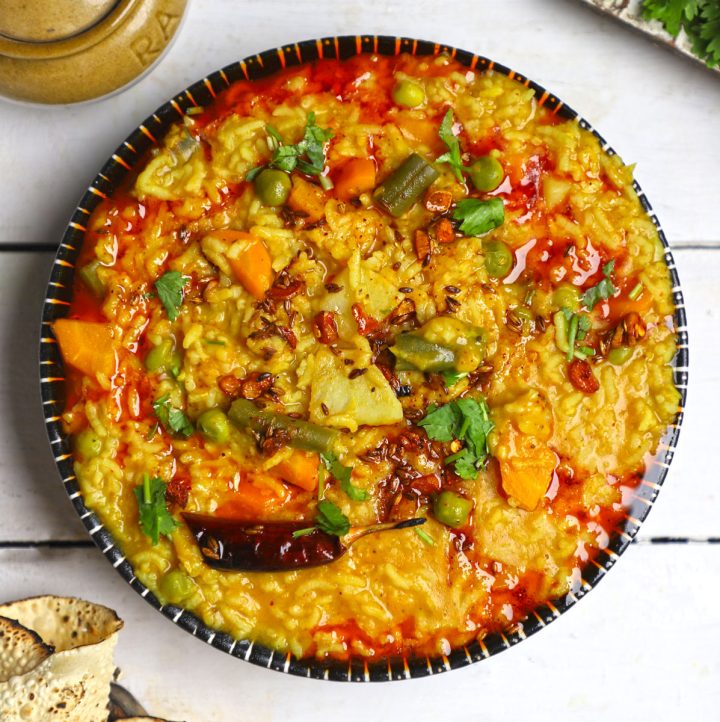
(1, 544), (717, 720)
(0, 0), (718, 248)
(0, 247), (716, 541)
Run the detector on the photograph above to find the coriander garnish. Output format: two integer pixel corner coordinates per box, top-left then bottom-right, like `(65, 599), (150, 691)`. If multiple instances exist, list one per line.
(154, 271), (189, 321)
(418, 397), (494, 480)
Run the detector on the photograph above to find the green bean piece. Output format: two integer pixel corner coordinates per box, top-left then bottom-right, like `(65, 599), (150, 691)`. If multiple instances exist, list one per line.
(197, 408), (231, 443)
(145, 339), (182, 376)
(77, 260), (106, 299)
(482, 239), (513, 278)
(392, 79), (425, 108)
(375, 153), (439, 217)
(159, 569), (196, 604)
(75, 429), (102, 460)
(228, 399), (338, 453)
(389, 333), (457, 373)
(254, 168), (292, 207)
(469, 156), (504, 192)
(552, 284), (580, 312)
(433, 491), (472, 528)
(608, 346), (633, 365)
(553, 310), (570, 353)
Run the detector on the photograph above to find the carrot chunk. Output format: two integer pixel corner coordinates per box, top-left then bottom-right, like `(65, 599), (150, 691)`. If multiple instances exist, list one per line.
(214, 231), (273, 300)
(499, 432), (557, 511)
(395, 113), (444, 153)
(274, 450), (320, 492)
(53, 319), (116, 379)
(334, 158), (376, 200)
(288, 176), (327, 223)
(216, 477), (289, 520)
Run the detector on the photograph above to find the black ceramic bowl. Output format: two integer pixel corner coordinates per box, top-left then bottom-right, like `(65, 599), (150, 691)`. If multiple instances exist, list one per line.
(40, 35), (689, 682)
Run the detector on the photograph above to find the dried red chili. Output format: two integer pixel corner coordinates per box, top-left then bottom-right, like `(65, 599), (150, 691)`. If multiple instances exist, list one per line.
(313, 311), (339, 344)
(568, 358), (599, 394)
(351, 303), (381, 336)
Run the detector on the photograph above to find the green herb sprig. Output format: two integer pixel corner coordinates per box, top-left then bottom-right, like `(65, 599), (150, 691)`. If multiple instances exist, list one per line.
(321, 452), (368, 502)
(436, 109), (466, 182)
(453, 198), (505, 236)
(134, 474), (178, 545)
(418, 397), (494, 480)
(154, 271), (189, 322)
(642, 0), (720, 68)
(582, 260), (617, 310)
(292, 499), (351, 538)
(246, 113), (334, 181)
(152, 395), (194, 437)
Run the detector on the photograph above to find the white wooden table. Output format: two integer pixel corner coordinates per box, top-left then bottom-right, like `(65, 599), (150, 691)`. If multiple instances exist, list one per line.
(1, 1), (719, 719)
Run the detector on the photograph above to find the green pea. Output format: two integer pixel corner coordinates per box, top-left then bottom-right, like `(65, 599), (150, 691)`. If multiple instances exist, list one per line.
(608, 346), (633, 365)
(197, 408), (230, 443)
(469, 156), (504, 192)
(392, 79), (425, 108)
(512, 306), (535, 334)
(514, 306), (534, 324)
(482, 239), (513, 278)
(77, 260), (106, 299)
(75, 429), (102, 460)
(145, 339), (182, 376)
(159, 569), (195, 604)
(254, 168), (291, 207)
(433, 490), (473, 528)
(552, 284), (580, 313)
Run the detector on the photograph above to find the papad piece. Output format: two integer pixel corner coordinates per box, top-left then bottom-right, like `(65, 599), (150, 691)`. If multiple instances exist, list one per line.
(0, 595), (123, 722)
(0, 615), (53, 681)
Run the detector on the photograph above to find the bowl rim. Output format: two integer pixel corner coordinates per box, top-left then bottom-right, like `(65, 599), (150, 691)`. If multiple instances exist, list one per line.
(39, 34), (689, 682)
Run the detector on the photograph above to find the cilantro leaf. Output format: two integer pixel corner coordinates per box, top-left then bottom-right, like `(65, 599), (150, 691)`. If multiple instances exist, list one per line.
(316, 499), (351, 537)
(436, 109), (466, 182)
(133, 474), (178, 545)
(248, 113), (334, 180)
(452, 198), (505, 236)
(321, 452), (367, 502)
(154, 271), (189, 322)
(418, 403), (462, 442)
(152, 395), (193, 437)
(273, 144), (302, 173)
(418, 397), (495, 479)
(296, 112), (334, 175)
(444, 448), (479, 480)
(582, 259), (617, 310)
(454, 397), (493, 463)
